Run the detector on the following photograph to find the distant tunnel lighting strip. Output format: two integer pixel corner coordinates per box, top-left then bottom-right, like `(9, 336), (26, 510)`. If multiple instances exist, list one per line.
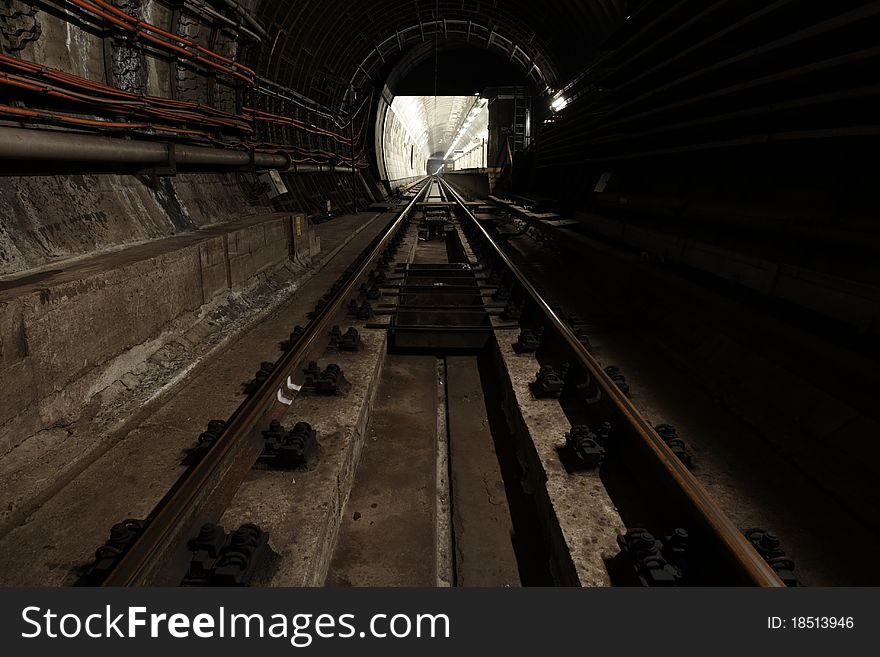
(443, 98), (488, 161)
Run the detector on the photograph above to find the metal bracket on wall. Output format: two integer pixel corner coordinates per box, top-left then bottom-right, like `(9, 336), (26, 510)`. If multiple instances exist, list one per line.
(141, 142), (177, 177)
(243, 148), (257, 172)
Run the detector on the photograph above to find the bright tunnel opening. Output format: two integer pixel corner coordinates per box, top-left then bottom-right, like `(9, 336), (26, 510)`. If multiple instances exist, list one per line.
(381, 95), (489, 185)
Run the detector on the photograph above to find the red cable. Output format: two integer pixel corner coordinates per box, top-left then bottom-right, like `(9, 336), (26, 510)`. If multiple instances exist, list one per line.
(64, 0), (254, 85)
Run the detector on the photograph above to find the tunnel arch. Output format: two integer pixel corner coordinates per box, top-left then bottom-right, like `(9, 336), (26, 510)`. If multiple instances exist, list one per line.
(373, 45), (530, 187)
(251, 0), (628, 112)
(343, 18), (557, 102)
(250, 1), (629, 191)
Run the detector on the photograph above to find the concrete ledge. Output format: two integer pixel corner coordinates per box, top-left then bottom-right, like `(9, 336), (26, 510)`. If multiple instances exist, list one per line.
(0, 213), (316, 455)
(444, 171), (490, 198)
(489, 325), (624, 587)
(227, 219), (290, 288)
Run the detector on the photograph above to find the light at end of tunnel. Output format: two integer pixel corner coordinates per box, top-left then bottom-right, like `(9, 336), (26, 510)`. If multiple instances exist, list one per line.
(550, 96), (569, 113)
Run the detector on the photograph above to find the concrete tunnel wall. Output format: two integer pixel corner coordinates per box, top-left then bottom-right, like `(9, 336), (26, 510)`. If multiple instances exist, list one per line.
(0, 0), (377, 278)
(0, 0), (271, 276)
(0, 1), (380, 457)
(0, 173), (275, 276)
(379, 95), (429, 188)
(0, 210), (320, 458)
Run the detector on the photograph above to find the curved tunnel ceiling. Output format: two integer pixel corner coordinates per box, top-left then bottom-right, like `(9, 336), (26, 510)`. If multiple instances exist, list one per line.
(252, 0), (629, 112)
(392, 95), (483, 158)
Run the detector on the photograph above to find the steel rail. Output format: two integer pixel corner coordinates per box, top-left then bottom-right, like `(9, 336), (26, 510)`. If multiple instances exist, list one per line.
(438, 176), (784, 587)
(101, 178), (431, 586)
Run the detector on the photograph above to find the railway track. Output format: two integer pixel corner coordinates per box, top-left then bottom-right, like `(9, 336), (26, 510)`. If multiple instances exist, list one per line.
(86, 176), (784, 588)
(438, 178), (784, 587)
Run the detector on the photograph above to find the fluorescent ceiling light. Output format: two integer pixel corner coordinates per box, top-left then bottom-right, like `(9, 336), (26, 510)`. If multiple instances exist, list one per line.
(550, 96), (568, 112)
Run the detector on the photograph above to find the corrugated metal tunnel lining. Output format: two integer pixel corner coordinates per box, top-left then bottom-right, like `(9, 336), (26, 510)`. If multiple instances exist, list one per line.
(250, 0), (628, 111)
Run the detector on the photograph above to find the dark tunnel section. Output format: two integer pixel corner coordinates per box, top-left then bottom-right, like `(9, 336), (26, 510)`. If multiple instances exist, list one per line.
(426, 155), (447, 176)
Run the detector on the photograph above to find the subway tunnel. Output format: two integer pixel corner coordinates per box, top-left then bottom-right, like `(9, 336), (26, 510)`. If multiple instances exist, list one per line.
(0, 1), (877, 589)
